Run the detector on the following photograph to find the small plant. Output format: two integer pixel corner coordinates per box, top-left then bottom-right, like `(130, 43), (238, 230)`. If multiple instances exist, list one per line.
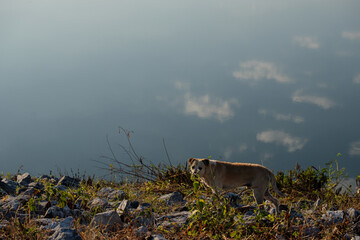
(325, 153), (347, 192)
(186, 174), (238, 239)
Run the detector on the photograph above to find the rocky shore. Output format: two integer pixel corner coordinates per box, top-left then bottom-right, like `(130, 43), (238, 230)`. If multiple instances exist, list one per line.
(1, 172), (360, 239)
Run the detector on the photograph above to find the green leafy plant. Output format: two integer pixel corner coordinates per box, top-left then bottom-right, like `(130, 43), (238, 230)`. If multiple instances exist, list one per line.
(186, 174), (238, 239)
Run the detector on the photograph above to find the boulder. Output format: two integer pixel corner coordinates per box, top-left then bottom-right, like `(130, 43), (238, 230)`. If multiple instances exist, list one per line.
(38, 216), (74, 230)
(0, 196), (20, 211)
(117, 199), (130, 215)
(150, 234), (168, 240)
(39, 175), (58, 184)
(97, 187), (126, 201)
(0, 179), (18, 194)
(117, 200), (146, 215)
(44, 206), (72, 219)
(156, 211), (191, 229)
(223, 192), (241, 205)
(346, 208), (360, 221)
(87, 197), (109, 210)
(48, 225), (81, 240)
(37, 216), (80, 240)
(135, 226), (148, 237)
(90, 210), (122, 229)
(17, 173), (33, 186)
(137, 202), (152, 211)
(159, 192), (184, 205)
(28, 181), (45, 191)
(108, 189), (126, 201)
(322, 210), (344, 224)
(57, 176), (80, 188)
(97, 187), (114, 197)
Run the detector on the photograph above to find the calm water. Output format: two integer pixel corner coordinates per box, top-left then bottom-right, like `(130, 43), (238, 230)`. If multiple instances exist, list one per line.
(1, 0), (360, 180)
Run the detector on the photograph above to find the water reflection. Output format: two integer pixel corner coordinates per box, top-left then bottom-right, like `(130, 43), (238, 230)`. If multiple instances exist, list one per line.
(0, 0), (359, 178)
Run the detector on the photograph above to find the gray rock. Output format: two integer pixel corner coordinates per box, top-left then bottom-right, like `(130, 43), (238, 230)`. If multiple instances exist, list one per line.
(39, 175), (58, 184)
(0, 196), (20, 211)
(159, 192), (184, 205)
(137, 202), (152, 211)
(223, 192), (241, 203)
(39, 200), (51, 209)
(39, 216), (74, 230)
(48, 225), (81, 240)
(322, 210), (344, 224)
(97, 187), (126, 201)
(151, 234), (168, 240)
(97, 187), (114, 196)
(346, 208), (360, 221)
(237, 211), (257, 225)
(117, 200), (146, 215)
(290, 209), (303, 219)
(44, 206), (72, 219)
(57, 176), (80, 188)
(28, 181), (44, 190)
(133, 214), (154, 227)
(18, 187), (35, 199)
(117, 199), (130, 215)
(90, 210), (122, 229)
(109, 189), (126, 200)
(17, 173), (33, 186)
(135, 226), (148, 237)
(44, 206), (64, 218)
(0, 179), (18, 194)
(156, 211), (190, 229)
(88, 197), (109, 210)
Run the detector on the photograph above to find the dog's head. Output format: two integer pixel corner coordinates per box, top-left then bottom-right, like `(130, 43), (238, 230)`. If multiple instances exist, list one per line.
(188, 158), (210, 177)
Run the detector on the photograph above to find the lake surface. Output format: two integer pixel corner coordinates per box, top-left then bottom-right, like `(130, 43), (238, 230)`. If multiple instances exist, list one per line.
(1, 0), (360, 180)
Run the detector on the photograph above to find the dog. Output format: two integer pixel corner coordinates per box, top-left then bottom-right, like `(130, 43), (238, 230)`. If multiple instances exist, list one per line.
(188, 158), (284, 213)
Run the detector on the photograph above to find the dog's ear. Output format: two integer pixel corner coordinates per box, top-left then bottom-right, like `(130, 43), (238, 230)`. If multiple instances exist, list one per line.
(188, 158), (195, 165)
(202, 159), (210, 166)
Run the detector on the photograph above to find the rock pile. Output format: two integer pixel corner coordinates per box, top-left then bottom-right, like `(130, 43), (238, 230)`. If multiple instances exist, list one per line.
(1, 173), (360, 239)
(0, 174), (188, 239)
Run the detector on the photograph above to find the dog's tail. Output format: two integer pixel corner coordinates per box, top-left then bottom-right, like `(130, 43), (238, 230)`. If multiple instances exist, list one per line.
(269, 172), (285, 197)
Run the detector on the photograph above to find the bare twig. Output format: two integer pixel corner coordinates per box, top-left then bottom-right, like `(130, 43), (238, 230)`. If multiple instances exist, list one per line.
(163, 138), (173, 167)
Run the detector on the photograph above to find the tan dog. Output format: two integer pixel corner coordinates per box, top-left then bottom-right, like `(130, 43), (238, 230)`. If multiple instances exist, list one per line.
(188, 158), (284, 213)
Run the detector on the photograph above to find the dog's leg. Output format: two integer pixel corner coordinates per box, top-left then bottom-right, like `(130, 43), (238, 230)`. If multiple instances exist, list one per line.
(264, 188), (279, 214)
(252, 188), (265, 206)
